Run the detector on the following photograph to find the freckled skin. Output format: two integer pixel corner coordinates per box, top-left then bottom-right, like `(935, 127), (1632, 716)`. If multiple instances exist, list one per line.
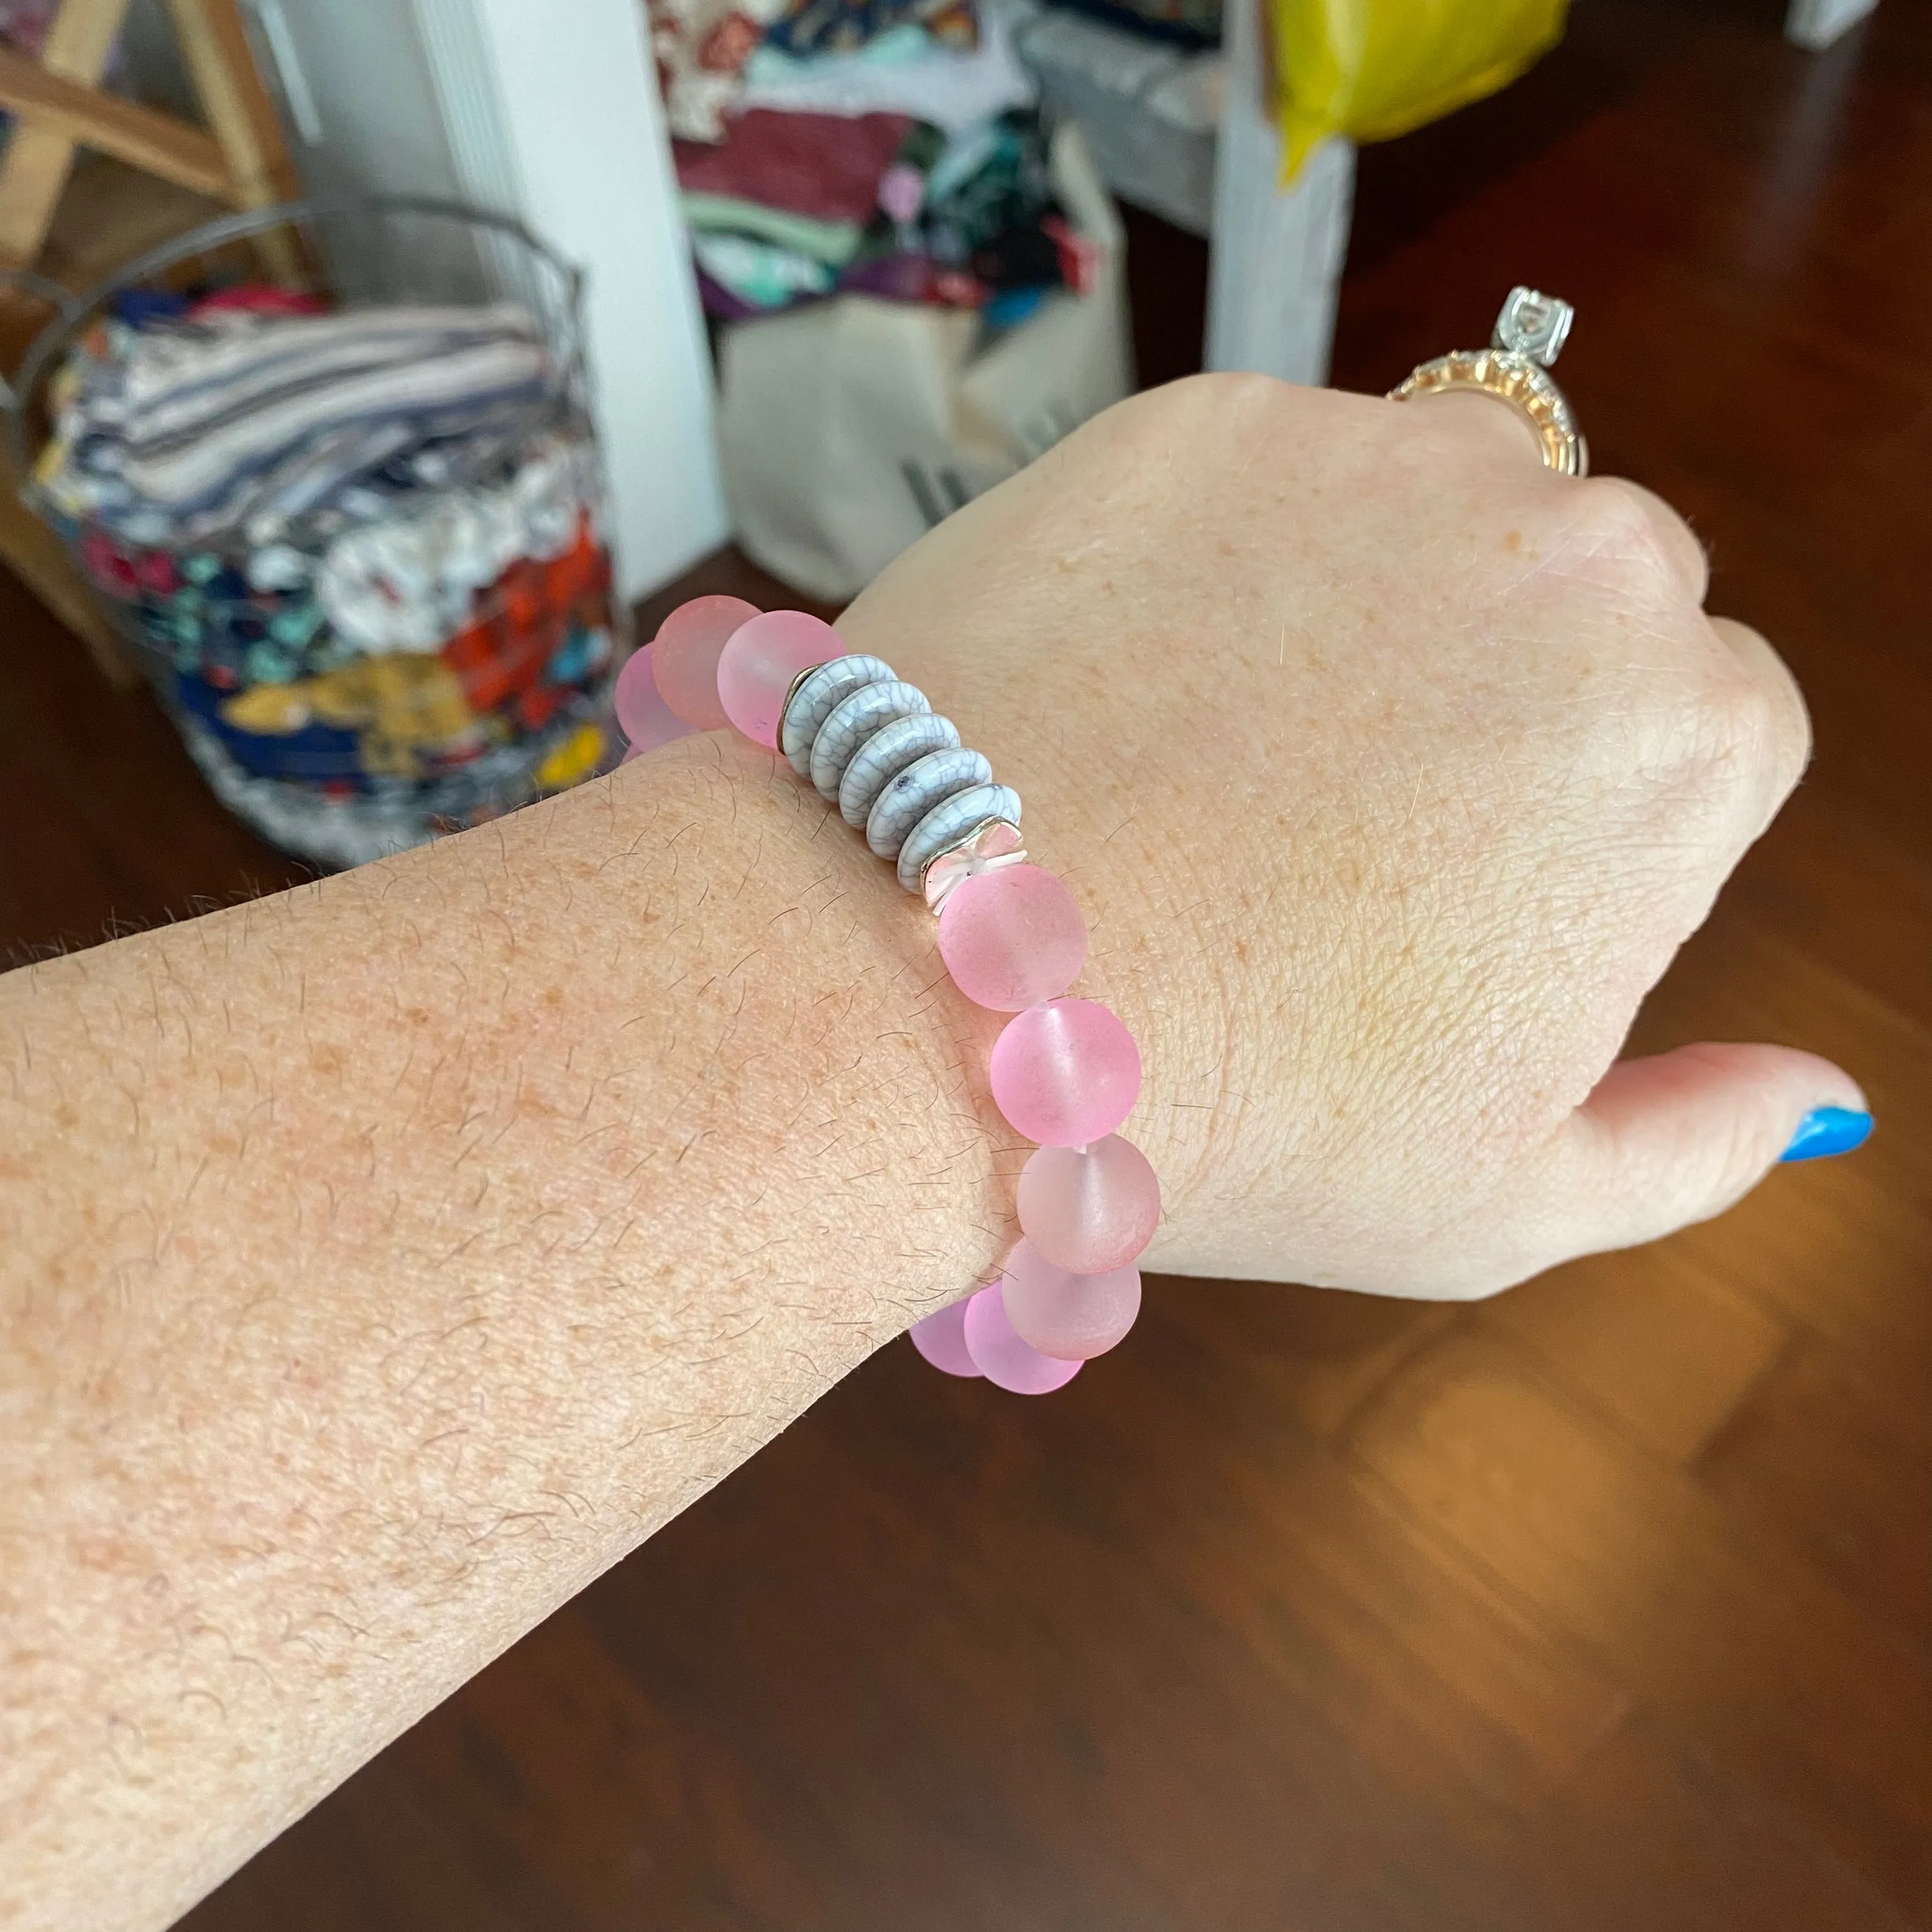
(0, 375), (1855, 1931)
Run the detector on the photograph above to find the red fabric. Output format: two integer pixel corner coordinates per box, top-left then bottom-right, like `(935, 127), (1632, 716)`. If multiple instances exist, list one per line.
(1043, 215), (1101, 298)
(188, 285), (331, 319)
(544, 530), (609, 608)
(673, 110), (912, 223)
(516, 684), (566, 731)
(79, 530), (182, 599)
(442, 608), (559, 716)
(440, 526), (613, 716)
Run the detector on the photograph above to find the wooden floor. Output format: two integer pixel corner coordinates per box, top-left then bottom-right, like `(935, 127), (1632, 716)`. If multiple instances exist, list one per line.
(6, 0), (1929, 1924)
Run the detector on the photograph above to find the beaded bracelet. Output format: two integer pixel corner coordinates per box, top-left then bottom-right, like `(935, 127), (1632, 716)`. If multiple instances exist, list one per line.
(613, 596), (1160, 1395)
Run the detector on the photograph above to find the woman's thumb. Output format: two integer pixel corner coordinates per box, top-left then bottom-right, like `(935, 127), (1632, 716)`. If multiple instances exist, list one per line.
(1537, 1041), (1870, 1260)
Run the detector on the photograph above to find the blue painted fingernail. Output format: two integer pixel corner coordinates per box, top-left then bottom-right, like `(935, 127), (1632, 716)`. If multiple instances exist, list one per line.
(1780, 1107), (1873, 1163)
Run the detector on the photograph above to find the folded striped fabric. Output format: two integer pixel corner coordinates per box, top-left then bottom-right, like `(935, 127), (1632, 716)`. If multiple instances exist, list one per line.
(106, 337), (549, 512)
(98, 303), (541, 435)
(42, 302), (559, 541)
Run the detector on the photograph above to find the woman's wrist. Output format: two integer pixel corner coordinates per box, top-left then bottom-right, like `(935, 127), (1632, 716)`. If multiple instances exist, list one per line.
(593, 733), (1013, 1340)
(634, 606), (1182, 1387)
(843, 594), (1285, 1284)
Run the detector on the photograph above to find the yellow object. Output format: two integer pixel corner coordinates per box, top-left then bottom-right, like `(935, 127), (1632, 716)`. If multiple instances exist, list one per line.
(219, 653), (480, 779)
(535, 722), (605, 792)
(220, 682), (314, 734)
(1271, 0), (1568, 181)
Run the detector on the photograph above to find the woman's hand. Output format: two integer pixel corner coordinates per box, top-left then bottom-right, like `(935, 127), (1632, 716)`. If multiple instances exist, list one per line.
(848, 374), (1863, 1298)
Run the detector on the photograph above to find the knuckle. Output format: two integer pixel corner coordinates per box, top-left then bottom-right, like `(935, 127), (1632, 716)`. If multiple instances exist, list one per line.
(1387, 389), (1535, 473)
(1639, 652), (1801, 835)
(1703, 657), (1809, 803)
(1199, 369), (1300, 413)
(1156, 369), (1298, 426)
(1102, 371), (1305, 467)
(1702, 659), (1781, 756)
(1564, 477), (1685, 602)
(1713, 622), (1813, 786)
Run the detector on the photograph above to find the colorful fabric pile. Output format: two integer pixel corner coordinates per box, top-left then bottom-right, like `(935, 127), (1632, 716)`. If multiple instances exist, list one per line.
(652, 0), (1092, 326)
(34, 289), (620, 866)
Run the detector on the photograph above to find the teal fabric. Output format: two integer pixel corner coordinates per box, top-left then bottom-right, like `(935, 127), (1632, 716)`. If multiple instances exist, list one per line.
(679, 192), (864, 266)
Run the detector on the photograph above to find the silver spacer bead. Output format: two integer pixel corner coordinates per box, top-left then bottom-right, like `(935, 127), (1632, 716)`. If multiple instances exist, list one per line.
(921, 817), (1028, 912)
(897, 783), (1022, 893)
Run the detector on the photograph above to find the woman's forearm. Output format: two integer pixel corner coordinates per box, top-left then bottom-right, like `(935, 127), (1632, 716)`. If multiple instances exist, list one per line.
(0, 737), (1001, 1931)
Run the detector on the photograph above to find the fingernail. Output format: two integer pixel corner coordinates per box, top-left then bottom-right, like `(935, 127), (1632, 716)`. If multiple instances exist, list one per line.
(1780, 1106), (1873, 1163)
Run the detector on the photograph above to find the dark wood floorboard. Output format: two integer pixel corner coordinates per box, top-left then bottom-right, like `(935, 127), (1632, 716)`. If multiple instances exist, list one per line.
(4, 0), (1926, 1924)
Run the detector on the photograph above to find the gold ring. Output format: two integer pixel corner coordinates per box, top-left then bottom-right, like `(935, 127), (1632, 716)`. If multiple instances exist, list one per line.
(1388, 286), (1588, 477)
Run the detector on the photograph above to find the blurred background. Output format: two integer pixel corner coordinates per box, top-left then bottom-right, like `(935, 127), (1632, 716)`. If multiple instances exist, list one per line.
(3, 0), (1928, 1925)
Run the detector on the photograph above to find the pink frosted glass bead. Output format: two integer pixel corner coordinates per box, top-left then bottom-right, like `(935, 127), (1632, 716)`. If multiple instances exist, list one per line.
(1016, 1134), (1160, 1274)
(936, 863), (1088, 1011)
(908, 1296), (981, 1377)
(961, 1285), (1082, 1394)
(1000, 1241), (1142, 1361)
(651, 595), (759, 728)
(717, 609), (842, 748)
(614, 644), (697, 756)
(988, 998), (1141, 1146)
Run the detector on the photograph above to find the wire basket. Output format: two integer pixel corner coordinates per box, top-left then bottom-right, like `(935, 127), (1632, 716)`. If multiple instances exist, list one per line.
(6, 195), (627, 870)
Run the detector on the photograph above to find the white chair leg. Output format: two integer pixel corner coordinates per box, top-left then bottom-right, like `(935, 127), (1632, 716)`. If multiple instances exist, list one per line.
(1784, 0), (1877, 50)
(1204, 0), (1353, 388)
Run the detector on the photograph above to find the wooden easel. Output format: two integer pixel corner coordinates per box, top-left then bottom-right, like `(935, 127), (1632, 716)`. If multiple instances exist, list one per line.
(0, 0), (303, 686)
